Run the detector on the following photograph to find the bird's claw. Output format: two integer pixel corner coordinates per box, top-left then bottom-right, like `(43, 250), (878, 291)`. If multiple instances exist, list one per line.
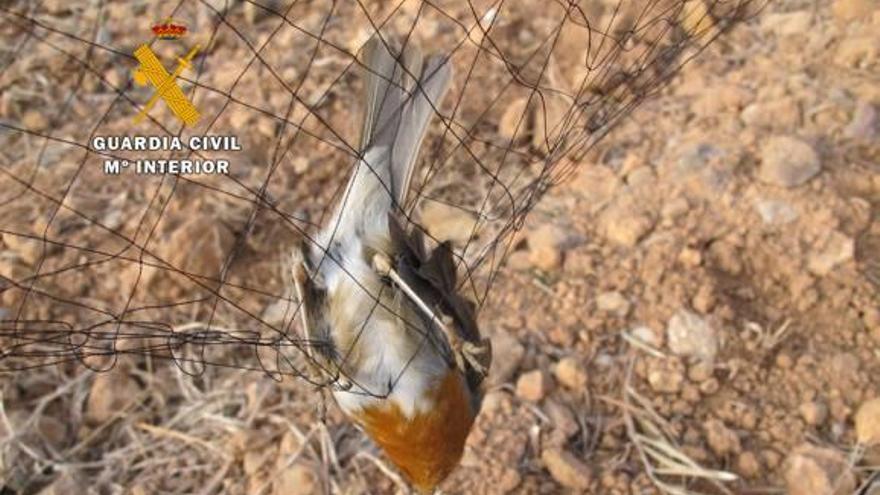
(458, 339), (492, 377)
(446, 329), (491, 377)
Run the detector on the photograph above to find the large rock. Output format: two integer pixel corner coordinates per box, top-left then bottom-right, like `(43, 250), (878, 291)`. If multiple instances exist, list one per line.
(704, 419), (741, 456)
(554, 357), (588, 390)
(762, 11), (813, 36)
(527, 224), (569, 271)
(599, 200), (656, 248)
(758, 136), (821, 188)
(832, 0), (877, 22)
(856, 397), (880, 445)
(516, 369), (553, 402)
(754, 198), (799, 226)
(596, 291), (631, 317)
(835, 35), (880, 68)
(541, 448), (592, 490)
(273, 464), (318, 495)
(807, 231), (855, 276)
(160, 218), (235, 280)
(488, 331), (525, 386)
(784, 444), (857, 495)
(420, 201), (478, 245)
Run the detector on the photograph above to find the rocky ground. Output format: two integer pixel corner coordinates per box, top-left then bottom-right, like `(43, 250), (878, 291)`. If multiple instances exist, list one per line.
(1, 0), (879, 494)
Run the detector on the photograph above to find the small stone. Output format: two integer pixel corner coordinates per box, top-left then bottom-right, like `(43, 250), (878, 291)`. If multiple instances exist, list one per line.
(244, 449), (269, 475)
(479, 390), (510, 415)
(807, 231), (855, 276)
(544, 399), (579, 442)
(554, 357), (588, 390)
(37, 473), (80, 495)
(762, 11), (813, 36)
(784, 444), (857, 495)
(666, 309), (718, 361)
(599, 205), (655, 247)
(800, 401), (829, 426)
(497, 468), (522, 493)
(736, 451), (761, 479)
(421, 202), (478, 245)
(160, 218), (235, 280)
(22, 110), (49, 130)
(273, 464), (318, 495)
(86, 370), (138, 425)
(692, 284), (716, 313)
(670, 141), (720, 176)
(488, 332), (525, 386)
(844, 101), (878, 140)
(855, 397), (880, 445)
(262, 299), (293, 327)
(754, 199), (799, 225)
(833, 0), (876, 22)
(625, 166), (655, 187)
(776, 353), (794, 369)
(758, 136), (821, 188)
(704, 419), (741, 456)
(525, 223), (569, 271)
(596, 291), (630, 317)
(528, 245), (562, 271)
(741, 99), (802, 130)
(681, 384), (701, 403)
(630, 326), (662, 348)
(1, 233), (44, 266)
(687, 361), (714, 383)
(647, 363), (684, 394)
(679, 0), (716, 37)
(516, 369), (553, 402)
(498, 98), (531, 141)
(763, 449), (783, 469)
(505, 250), (531, 271)
(865, 307), (880, 334)
(678, 247), (702, 267)
(36, 416), (67, 448)
(835, 35), (880, 68)
(541, 448), (592, 490)
(662, 197), (690, 220)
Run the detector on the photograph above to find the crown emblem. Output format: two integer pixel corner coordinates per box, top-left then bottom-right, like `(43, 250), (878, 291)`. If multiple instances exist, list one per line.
(151, 18), (187, 40)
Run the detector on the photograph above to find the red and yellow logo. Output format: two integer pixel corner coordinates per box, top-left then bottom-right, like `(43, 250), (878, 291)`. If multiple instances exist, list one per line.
(151, 18), (188, 40)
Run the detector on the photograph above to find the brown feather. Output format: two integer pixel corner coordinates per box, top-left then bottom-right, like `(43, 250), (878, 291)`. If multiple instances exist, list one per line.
(355, 370), (476, 493)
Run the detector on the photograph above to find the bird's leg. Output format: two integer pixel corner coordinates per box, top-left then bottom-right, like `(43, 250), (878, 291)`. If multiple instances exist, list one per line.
(372, 253), (489, 376)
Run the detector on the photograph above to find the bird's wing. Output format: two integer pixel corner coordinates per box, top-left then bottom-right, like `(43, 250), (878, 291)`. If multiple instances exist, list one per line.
(388, 214), (490, 380)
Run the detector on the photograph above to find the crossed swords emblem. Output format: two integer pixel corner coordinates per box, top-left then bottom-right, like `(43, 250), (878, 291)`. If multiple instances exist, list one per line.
(132, 43), (201, 126)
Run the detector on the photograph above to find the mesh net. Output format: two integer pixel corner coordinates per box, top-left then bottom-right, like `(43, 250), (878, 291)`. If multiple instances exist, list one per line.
(0, 0), (765, 387)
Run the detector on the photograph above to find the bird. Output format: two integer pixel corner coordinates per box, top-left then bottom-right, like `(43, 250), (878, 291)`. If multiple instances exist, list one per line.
(290, 34), (492, 493)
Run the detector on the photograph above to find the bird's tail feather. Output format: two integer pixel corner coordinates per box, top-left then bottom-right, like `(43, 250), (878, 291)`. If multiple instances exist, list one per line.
(319, 35), (451, 253)
(357, 34), (452, 208)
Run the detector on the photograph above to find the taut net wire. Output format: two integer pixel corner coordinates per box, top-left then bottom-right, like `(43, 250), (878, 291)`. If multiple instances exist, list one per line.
(0, 0), (765, 389)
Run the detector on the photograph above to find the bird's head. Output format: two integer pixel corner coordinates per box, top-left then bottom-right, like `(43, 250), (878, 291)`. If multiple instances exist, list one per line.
(355, 369), (480, 493)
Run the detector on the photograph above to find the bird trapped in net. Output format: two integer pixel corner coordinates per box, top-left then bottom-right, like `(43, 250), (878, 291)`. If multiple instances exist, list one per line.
(0, 0), (766, 492)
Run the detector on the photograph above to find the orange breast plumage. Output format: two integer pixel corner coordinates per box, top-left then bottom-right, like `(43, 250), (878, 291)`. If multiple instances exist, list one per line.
(354, 370), (476, 493)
